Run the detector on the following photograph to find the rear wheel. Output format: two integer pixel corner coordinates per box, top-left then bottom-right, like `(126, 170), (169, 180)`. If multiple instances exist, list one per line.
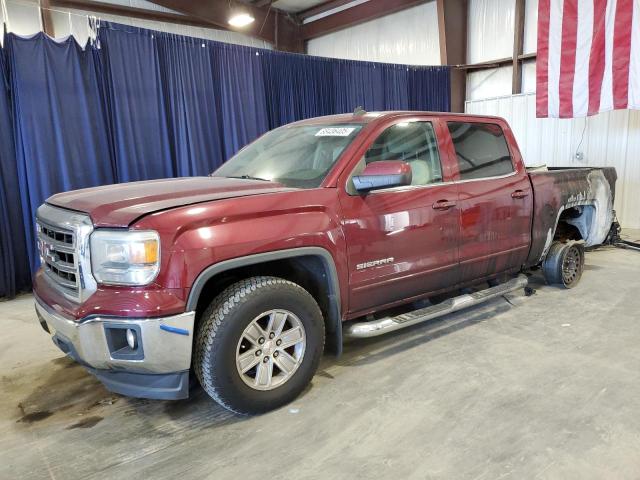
(194, 276), (324, 415)
(542, 241), (585, 288)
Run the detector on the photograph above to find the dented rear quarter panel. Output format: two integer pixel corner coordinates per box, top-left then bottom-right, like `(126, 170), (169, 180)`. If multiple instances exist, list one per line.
(527, 167), (617, 266)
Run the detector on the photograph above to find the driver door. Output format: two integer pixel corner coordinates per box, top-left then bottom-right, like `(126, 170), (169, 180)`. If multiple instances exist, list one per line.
(338, 119), (460, 316)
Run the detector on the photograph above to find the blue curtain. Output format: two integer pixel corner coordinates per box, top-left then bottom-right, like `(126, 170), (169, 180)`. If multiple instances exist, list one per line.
(259, 52), (450, 127)
(261, 52), (336, 128)
(333, 60), (386, 112)
(156, 32), (225, 176)
(99, 24), (173, 181)
(0, 21), (450, 297)
(383, 67), (410, 109)
(0, 39), (30, 298)
(6, 33), (116, 274)
(212, 42), (270, 160)
(408, 67), (450, 111)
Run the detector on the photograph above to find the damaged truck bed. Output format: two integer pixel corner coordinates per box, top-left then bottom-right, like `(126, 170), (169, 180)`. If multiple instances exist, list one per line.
(526, 167), (616, 265)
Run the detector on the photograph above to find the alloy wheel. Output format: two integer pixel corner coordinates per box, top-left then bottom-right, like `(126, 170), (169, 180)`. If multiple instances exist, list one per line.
(235, 309), (306, 391)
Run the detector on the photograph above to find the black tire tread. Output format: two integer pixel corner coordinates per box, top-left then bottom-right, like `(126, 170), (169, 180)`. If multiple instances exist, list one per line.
(194, 276), (323, 415)
(542, 241), (584, 288)
(542, 242), (565, 285)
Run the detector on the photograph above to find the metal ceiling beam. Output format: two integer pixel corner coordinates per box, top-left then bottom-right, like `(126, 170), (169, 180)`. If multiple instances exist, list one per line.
(252, 0), (275, 7)
(147, 0), (303, 52)
(50, 0), (218, 30)
(301, 0), (429, 40)
(454, 53), (536, 71)
(437, 0), (467, 112)
(298, 0), (358, 21)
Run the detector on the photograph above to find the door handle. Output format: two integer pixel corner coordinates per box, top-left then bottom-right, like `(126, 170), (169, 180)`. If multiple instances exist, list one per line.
(432, 200), (456, 210)
(511, 190), (529, 199)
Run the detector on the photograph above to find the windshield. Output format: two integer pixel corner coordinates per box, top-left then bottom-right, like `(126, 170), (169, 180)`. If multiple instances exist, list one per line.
(212, 124), (363, 189)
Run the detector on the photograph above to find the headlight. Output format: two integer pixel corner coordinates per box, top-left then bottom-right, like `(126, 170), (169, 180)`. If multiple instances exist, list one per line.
(90, 230), (160, 286)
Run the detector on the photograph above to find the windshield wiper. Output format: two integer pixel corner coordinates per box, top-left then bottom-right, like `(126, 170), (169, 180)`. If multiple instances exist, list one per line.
(223, 175), (271, 182)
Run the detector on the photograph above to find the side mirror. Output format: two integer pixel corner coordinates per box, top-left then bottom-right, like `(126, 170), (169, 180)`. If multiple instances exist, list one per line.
(352, 160), (412, 193)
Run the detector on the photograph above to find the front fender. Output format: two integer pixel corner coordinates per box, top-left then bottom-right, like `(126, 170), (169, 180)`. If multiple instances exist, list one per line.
(133, 188), (349, 326)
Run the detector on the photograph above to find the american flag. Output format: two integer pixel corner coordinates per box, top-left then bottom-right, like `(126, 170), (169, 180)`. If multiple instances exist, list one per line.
(537, 0), (639, 118)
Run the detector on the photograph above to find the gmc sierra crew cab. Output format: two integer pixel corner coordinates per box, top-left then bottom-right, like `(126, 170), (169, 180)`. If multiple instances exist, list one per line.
(34, 111), (617, 414)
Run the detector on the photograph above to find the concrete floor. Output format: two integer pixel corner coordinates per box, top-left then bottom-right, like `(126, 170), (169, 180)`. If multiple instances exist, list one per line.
(1, 246), (640, 480)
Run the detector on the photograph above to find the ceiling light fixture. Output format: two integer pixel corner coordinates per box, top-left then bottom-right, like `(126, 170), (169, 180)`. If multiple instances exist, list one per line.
(228, 13), (255, 28)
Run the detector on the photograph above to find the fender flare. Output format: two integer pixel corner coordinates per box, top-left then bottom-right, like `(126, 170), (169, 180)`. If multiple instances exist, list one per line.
(186, 247), (343, 355)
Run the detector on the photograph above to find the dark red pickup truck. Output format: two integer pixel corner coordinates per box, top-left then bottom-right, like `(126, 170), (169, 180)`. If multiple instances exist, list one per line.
(34, 111), (616, 414)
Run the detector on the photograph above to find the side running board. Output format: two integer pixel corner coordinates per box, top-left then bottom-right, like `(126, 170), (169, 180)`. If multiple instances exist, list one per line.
(343, 275), (529, 339)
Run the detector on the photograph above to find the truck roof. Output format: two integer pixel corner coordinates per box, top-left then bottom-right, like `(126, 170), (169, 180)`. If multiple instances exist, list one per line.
(288, 111), (506, 126)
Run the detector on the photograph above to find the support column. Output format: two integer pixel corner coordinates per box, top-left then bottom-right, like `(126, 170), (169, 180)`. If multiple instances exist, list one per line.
(437, 0), (468, 112)
(40, 0), (55, 37)
(512, 0), (525, 94)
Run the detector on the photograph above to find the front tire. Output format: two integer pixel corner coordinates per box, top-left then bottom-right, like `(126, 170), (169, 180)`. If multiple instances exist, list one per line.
(542, 241), (585, 288)
(194, 276), (324, 415)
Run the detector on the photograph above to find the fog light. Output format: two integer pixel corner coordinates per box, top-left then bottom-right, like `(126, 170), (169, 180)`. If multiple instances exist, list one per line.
(104, 325), (144, 360)
(126, 329), (137, 349)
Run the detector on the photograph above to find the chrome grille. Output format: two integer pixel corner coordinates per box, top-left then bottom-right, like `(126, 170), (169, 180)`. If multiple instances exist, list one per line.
(37, 221), (77, 290)
(36, 204), (96, 303)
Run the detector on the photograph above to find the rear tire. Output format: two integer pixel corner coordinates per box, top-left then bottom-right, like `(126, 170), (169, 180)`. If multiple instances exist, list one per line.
(194, 276), (324, 415)
(542, 241), (585, 288)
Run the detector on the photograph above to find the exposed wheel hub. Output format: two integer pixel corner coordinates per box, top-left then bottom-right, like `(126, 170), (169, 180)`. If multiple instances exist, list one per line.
(562, 246), (582, 285)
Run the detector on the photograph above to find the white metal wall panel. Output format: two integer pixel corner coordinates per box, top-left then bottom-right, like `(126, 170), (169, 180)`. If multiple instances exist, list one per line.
(521, 59), (536, 93)
(306, 2), (441, 65)
(2, 0), (41, 38)
(466, 0), (539, 100)
(523, 0), (538, 54)
(622, 112), (640, 228)
(102, 0), (177, 14)
(466, 93), (640, 229)
(467, 0), (515, 63)
(466, 66), (514, 101)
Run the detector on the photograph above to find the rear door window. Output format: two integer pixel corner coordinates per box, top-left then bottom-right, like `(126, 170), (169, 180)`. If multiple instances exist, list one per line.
(447, 122), (514, 180)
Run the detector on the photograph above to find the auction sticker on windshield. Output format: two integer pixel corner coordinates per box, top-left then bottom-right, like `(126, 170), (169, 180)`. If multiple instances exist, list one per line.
(315, 127), (356, 137)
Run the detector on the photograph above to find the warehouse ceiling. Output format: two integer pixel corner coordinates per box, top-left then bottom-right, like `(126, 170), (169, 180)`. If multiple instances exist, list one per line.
(48, 0), (433, 52)
(267, 0), (328, 13)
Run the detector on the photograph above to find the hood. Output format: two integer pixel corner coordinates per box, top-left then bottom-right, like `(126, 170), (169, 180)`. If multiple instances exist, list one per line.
(47, 177), (295, 227)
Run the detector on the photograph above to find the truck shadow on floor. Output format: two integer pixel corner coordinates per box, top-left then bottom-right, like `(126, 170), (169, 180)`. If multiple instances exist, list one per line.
(163, 296), (518, 422)
(332, 273), (548, 370)
(10, 278), (544, 430)
(334, 298), (514, 369)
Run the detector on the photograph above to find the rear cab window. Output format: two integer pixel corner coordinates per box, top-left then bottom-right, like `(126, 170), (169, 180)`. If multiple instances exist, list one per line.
(447, 122), (514, 180)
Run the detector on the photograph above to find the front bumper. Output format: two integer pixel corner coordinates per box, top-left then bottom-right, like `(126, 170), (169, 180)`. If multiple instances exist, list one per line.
(35, 295), (195, 400)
